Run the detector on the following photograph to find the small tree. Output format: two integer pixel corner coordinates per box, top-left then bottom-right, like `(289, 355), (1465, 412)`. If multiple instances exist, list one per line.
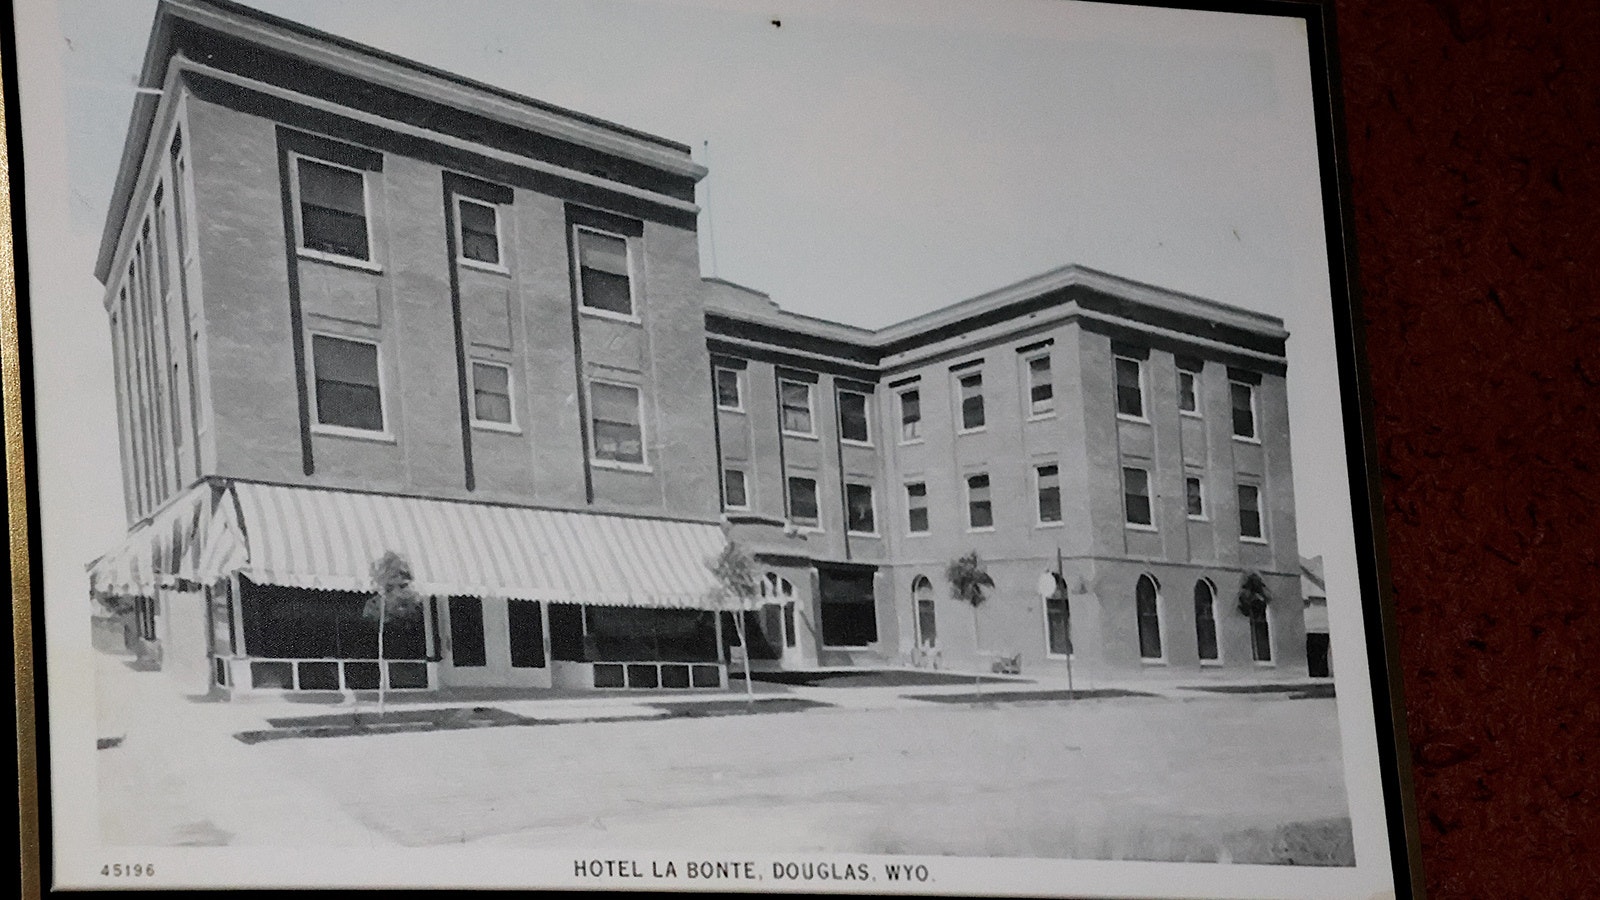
(365, 551), (424, 717)
(707, 541), (760, 707)
(1236, 569), (1275, 663)
(945, 551), (995, 693)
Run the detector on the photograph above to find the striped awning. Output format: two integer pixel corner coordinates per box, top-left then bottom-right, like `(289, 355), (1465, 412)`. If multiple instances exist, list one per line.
(86, 483), (214, 598)
(205, 480), (729, 608)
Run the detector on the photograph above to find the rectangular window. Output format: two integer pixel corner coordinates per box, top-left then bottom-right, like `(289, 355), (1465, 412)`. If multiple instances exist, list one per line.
(723, 468), (749, 509)
(839, 390), (871, 444)
(714, 367), (742, 411)
(447, 596), (487, 668)
(575, 228), (633, 316)
(780, 380), (814, 436)
(1123, 467), (1153, 527)
(846, 483), (876, 534)
(966, 473), (993, 530)
(905, 482), (929, 534)
(899, 389), (922, 441)
(1046, 594), (1071, 656)
(1178, 370), (1200, 415)
(818, 567), (878, 647)
(959, 372), (985, 431)
(311, 334), (384, 433)
(788, 476), (820, 526)
(1115, 356), (1145, 419)
(456, 197), (502, 266)
(1036, 464), (1062, 524)
(507, 600), (546, 669)
(1238, 483), (1264, 540)
(590, 381), (645, 465)
(1231, 381), (1257, 439)
(296, 157), (369, 261)
(1026, 354), (1055, 417)
(470, 361), (514, 427)
(1186, 475), (1206, 519)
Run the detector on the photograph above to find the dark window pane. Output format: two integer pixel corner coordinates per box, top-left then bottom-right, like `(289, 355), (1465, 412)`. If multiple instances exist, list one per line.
(1124, 468), (1152, 526)
(967, 473), (992, 528)
(917, 599), (938, 648)
(296, 661), (339, 690)
(1251, 609), (1273, 661)
(1179, 372), (1199, 413)
(626, 664), (659, 688)
(788, 477), (819, 524)
(839, 391), (870, 443)
(1231, 382), (1256, 438)
(548, 603), (585, 661)
(458, 200), (500, 264)
(906, 482), (929, 533)
(298, 160), (368, 259)
(1116, 357), (1144, 417)
(900, 390), (921, 440)
(691, 664), (722, 687)
(580, 268), (632, 315)
(1194, 581), (1219, 661)
(1037, 464), (1061, 523)
(343, 661), (380, 690)
(818, 568), (877, 647)
(1136, 575), (1162, 659)
(715, 368), (741, 408)
(1029, 356), (1054, 415)
(781, 381), (813, 433)
(660, 664), (691, 688)
(448, 596), (487, 667)
(1046, 596), (1071, 655)
(1186, 477), (1205, 517)
(784, 602), (797, 647)
(577, 230), (631, 314)
(960, 374), (985, 429)
(591, 383), (643, 463)
(846, 483), (876, 533)
(593, 663), (626, 687)
(1238, 484), (1263, 538)
(238, 581), (423, 660)
(508, 600), (546, 668)
(723, 469), (748, 508)
(250, 661), (293, 689)
(388, 661), (429, 688)
(312, 335), (383, 431)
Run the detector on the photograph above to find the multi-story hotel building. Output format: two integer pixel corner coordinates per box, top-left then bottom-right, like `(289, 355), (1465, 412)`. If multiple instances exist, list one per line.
(90, 0), (1307, 697)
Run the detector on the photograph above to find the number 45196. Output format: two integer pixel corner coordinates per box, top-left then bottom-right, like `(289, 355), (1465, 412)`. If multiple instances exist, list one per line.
(102, 864), (154, 877)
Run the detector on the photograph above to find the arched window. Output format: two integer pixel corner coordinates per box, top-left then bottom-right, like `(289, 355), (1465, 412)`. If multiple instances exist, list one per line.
(911, 575), (937, 648)
(760, 573), (797, 650)
(1136, 574), (1162, 660)
(1250, 605), (1273, 663)
(1194, 579), (1219, 663)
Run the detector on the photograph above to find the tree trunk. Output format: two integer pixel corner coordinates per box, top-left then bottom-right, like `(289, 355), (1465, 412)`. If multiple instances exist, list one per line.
(376, 598), (388, 718)
(972, 605), (983, 696)
(735, 605), (754, 708)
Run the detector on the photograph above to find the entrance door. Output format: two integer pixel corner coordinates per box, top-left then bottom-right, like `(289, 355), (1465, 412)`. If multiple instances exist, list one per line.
(912, 576), (938, 665)
(760, 572), (802, 667)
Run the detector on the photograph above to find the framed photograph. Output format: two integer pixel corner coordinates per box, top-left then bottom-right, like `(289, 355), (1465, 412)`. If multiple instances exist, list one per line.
(6, 0), (1421, 897)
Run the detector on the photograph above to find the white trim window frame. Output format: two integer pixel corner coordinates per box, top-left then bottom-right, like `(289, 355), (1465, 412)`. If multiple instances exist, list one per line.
(1250, 603), (1278, 666)
(964, 471), (995, 532)
(289, 153), (380, 271)
(1122, 465), (1156, 531)
(1195, 577), (1224, 666)
(307, 331), (392, 442)
(1114, 355), (1147, 422)
(1034, 461), (1064, 527)
(573, 224), (640, 323)
(1185, 473), (1208, 521)
(845, 481), (879, 536)
(714, 366), (744, 413)
(454, 195), (508, 273)
(1135, 573), (1167, 664)
(468, 359), (518, 433)
(1041, 579), (1073, 660)
(956, 370), (986, 434)
(838, 389), (873, 446)
(1238, 481), (1268, 543)
(779, 379), (817, 438)
(904, 481), (930, 536)
(786, 474), (822, 530)
(722, 467), (750, 511)
(587, 379), (650, 470)
(897, 387), (923, 444)
(1023, 351), (1056, 419)
(1178, 368), (1203, 418)
(1230, 380), (1260, 442)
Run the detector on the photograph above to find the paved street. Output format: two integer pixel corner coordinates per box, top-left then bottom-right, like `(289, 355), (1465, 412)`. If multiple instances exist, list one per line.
(96, 652), (1352, 863)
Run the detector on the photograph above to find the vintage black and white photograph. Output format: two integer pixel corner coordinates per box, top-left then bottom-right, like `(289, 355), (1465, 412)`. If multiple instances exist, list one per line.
(11, 0), (1408, 896)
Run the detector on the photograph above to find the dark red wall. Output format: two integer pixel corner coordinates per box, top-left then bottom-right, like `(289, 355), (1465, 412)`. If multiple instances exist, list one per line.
(1336, 1), (1600, 895)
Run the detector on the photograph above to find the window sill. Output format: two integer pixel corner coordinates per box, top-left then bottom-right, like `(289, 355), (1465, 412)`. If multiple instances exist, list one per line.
(1180, 410), (1203, 420)
(298, 248), (382, 273)
(782, 430), (819, 441)
(717, 405), (745, 415)
(792, 523), (824, 534)
(1240, 536), (1270, 545)
(1026, 411), (1057, 422)
(1254, 659), (1278, 668)
(472, 420), (521, 435)
(1187, 515), (1210, 523)
(1232, 434), (1262, 445)
(580, 306), (642, 326)
(841, 439), (874, 449)
(1200, 659), (1224, 667)
(847, 530), (881, 539)
(905, 530), (931, 538)
(1116, 414), (1150, 425)
(457, 257), (510, 276)
(957, 426), (987, 436)
(1139, 657), (1168, 666)
(898, 437), (925, 447)
(966, 526), (996, 534)
(1035, 520), (1065, 529)
(312, 424), (395, 443)
(592, 459), (653, 473)
(722, 505), (751, 513)
(1046, 653), (1076, 662)
(1124, 523), (1158, 533)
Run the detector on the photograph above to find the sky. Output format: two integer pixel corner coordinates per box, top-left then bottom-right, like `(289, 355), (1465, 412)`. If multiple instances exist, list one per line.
(28, 0), (1356, 603)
